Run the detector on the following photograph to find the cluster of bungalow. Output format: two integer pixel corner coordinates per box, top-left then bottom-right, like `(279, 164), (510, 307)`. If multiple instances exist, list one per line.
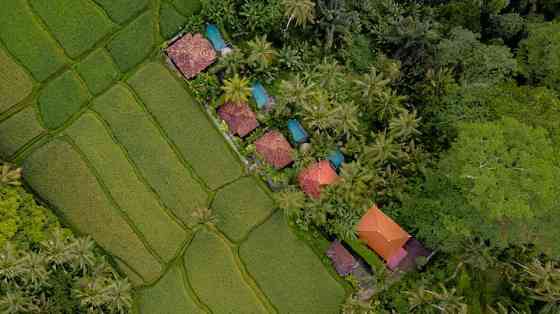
(165, 25), (432, 278)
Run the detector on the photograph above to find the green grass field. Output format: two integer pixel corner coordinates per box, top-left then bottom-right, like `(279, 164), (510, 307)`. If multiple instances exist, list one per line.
(0, 0), (346, 312)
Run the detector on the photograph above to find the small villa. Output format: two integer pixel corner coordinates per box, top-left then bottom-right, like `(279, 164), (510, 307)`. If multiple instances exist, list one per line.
(357, 206), (432, 271)
(255, 131), (294, 169)
(298, 160), (338, 199)
(165, 33), (216, 79)
(217, 102), (258, 137)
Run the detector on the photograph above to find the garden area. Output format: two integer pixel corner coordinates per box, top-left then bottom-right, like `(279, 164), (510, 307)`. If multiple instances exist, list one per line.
(1, 0), (560, 313)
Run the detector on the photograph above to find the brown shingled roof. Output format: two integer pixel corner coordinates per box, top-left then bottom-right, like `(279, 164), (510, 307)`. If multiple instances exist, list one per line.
(326, 240), (359, 276)
(298, 161), (338, 199)
(255, 131), (294, 169)
(166, 33), (216, 79)
(217, 102), (258, 137)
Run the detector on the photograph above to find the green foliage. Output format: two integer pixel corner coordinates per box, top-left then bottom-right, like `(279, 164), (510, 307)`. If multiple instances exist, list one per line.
(517, 21), (560, 92)
(282, 0), (316, 29)
(488, 13), (525, 41)
(0, 231), (133, 313)
(407, 118), (560, 255)
(246, 35), (277, 72)
(222, 74), (252, 104)
(436, 27), (517, 86)
(38, 70), (90, 130)
(0, 183), (59, 249)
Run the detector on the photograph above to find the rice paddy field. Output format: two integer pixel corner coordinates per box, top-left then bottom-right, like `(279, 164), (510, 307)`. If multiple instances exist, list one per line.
(0, 0), (346, 312)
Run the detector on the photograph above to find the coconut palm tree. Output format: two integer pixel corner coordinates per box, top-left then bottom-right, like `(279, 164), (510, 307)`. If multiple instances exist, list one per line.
(389, 109), (421, 140)
(354, 67), (391, 106)
(247, 35), (277, 71)
(106, 278), (132, 314)
(363, 132), (400, 166)
(0, 163), (22, 187)
(71, 237), (96, 275)
(276, 189), (307, 218)
(0, 291), (38, 313)
(212, 48), (246, 77)
(282, 0), (315, 29)
(372, 89), (407, 122)
(222, 74), (252, 104)
(301, 91), (342, 133)
(519, 259), (560, 312)
(406, 285), (436, 313)
(335, 101), (360, 140)
(190, 207), (217, 228)
(278, 75), (316, 106)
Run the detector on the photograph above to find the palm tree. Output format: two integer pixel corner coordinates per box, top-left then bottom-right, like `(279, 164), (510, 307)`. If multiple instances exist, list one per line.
(335, 101), (360, 140)
(275, 189), (307, 218)
(106, 278), (132, 314)
(222, 74), (252, 104)
(278, 75), (316, 106)
(0, 163), (22, 187)
(519, 259), (560, 312)
(406, 285), (436, 313)
(301, 92), (341, 133)
(372, 89), (407, 122)
(389, 109), (421, 140)
(0, 291), (38, 313)
(70, 237), (96, 275)
(354, 67), (391, 106)
(282, 0), (315, 29)
(41, 229), (74, 268)
(247, 35), (277, 71)
(212, 48), (246, 77)
(190, 207), (217, 228)
(363, 132), (400, 166)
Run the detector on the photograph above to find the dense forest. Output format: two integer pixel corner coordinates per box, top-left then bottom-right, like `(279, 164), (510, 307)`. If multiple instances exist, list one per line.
(178, 0), (560, 312)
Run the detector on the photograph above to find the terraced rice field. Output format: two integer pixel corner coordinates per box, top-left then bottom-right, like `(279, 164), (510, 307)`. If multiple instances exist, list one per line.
(0, 0), (346, 312)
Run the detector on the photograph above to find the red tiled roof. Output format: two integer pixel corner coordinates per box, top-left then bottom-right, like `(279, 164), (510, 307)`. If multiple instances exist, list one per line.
(326, 240), (359, 276)
(298, 161), (338, 199)
(255, 131), (294, 169)
(166, 33), (216, 79)
(217, 102), (258, 137)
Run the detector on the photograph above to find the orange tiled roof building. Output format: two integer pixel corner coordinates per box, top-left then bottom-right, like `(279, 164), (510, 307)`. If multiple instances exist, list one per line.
(357, 205), (411, 265)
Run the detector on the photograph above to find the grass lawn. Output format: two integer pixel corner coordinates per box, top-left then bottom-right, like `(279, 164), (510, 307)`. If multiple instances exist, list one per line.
(0, 1), (347, 311)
